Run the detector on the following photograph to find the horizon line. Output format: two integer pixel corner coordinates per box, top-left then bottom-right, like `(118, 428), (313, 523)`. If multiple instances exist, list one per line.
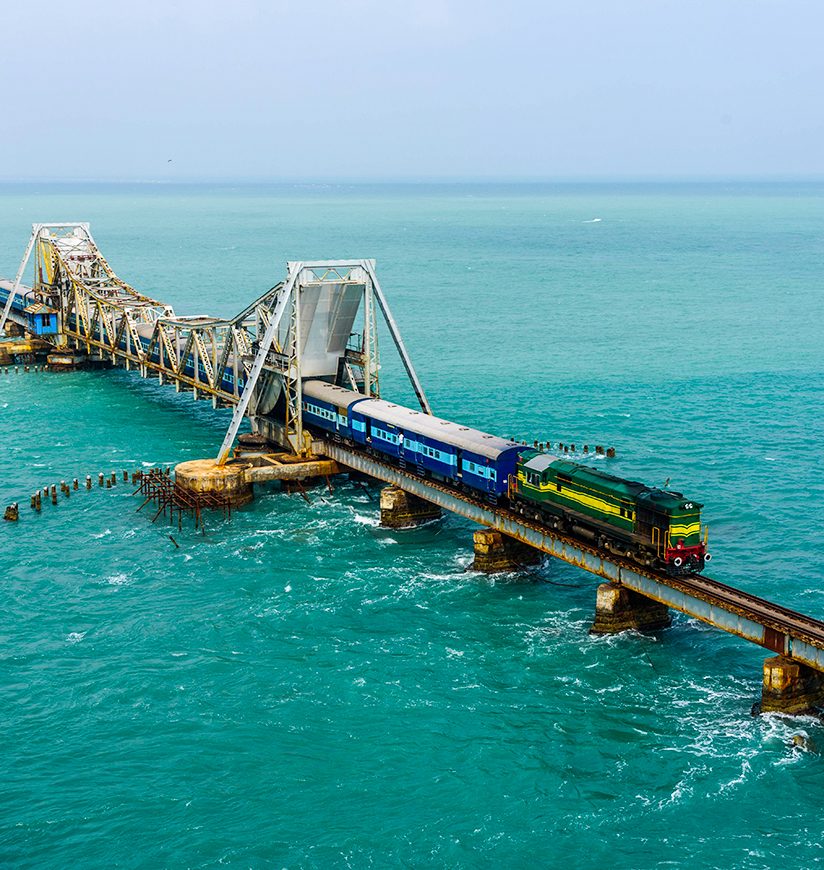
(2, 175), (824, 186)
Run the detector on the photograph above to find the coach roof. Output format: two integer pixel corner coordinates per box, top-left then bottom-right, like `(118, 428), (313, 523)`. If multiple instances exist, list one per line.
(356, 398), (521, 460)
(302, 380), (367, 409)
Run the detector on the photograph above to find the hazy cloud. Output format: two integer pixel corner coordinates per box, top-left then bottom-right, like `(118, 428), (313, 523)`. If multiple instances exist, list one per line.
(1, 0), (822, 180)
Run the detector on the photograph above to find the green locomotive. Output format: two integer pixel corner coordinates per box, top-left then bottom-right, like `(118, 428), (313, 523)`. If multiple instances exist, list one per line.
(511, 449), (709, 573)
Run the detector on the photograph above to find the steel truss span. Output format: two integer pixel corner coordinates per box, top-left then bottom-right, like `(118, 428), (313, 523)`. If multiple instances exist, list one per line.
(0, 226), (429, 456)
(1, 223), (268, 406)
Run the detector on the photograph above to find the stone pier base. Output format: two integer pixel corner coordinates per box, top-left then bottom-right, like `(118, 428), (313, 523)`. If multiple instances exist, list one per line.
(379, 486), (441, 528)
(590, 583), (672, 634)
(758, 656), (824, 716)
(471, 529), (542, 573)
(175, 459), (254, 507)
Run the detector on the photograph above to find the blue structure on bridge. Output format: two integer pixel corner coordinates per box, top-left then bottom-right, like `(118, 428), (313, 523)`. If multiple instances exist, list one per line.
(0, 279), (59, 335)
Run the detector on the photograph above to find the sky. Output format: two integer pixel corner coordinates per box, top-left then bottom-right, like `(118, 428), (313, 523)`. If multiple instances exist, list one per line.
(1, 0), (823, 181)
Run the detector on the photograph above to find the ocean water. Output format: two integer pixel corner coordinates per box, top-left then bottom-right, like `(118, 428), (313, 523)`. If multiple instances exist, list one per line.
(1, 182), (823, 868)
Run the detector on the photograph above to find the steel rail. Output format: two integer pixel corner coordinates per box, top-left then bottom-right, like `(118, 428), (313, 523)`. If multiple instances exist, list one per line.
(317, 439), (824, 664)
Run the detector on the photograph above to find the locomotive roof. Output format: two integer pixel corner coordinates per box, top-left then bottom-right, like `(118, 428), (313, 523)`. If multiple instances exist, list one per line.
(638, 488), (702, 512)
(357, 398), (522, 460)
(522, 452), (559, 472)
(548, 458), (648, 494)
(530, 454), (702, 511)
(302, 379), (367, 408)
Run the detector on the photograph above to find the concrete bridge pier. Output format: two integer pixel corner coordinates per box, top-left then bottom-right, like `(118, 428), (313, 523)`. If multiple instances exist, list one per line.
(758, 656), (824, 716)
(471, 529), (542, 573)
(380, 485), (441, 528)
(175, 459), (254, 507)
(590, 582), (672, 634)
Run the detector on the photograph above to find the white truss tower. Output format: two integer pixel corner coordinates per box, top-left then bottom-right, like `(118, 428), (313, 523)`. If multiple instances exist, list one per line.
(216, 259), (431, 463)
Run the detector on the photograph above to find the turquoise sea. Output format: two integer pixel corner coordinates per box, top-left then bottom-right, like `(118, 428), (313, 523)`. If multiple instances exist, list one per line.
(1, 183), (823, 868)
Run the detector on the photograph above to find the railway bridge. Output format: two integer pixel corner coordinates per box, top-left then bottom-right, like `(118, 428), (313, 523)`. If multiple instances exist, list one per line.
(2, 222), (823, 717)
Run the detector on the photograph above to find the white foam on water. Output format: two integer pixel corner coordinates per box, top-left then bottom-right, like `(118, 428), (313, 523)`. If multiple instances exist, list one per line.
(107, 572), (131, 586)
(594, 684), (625, 695)
(351, 511), (380, 527)
(656, 763), (706, 809)
(92, 529), (112, 539)
(582, 218), (603, 223)
(717, 759), (752, 793)
(284, 584), (292, 592)
(66, 631), (86, 643)
(420, 571), (466, 583)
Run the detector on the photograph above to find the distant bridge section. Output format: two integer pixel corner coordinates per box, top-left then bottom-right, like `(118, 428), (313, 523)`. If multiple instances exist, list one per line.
(0, 224), (428, 456)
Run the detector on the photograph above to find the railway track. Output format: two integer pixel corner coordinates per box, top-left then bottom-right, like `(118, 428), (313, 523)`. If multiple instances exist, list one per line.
(319, 439), (824, 653)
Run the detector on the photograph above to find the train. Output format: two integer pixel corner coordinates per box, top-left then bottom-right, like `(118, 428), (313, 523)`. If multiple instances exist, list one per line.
(301, 379), (710, 574)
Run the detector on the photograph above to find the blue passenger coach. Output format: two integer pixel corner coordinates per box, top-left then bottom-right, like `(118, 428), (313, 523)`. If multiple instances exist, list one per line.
(301, 380), (368, 438)
(352, 399), (522, 498)
(300, 380), (524, 500)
